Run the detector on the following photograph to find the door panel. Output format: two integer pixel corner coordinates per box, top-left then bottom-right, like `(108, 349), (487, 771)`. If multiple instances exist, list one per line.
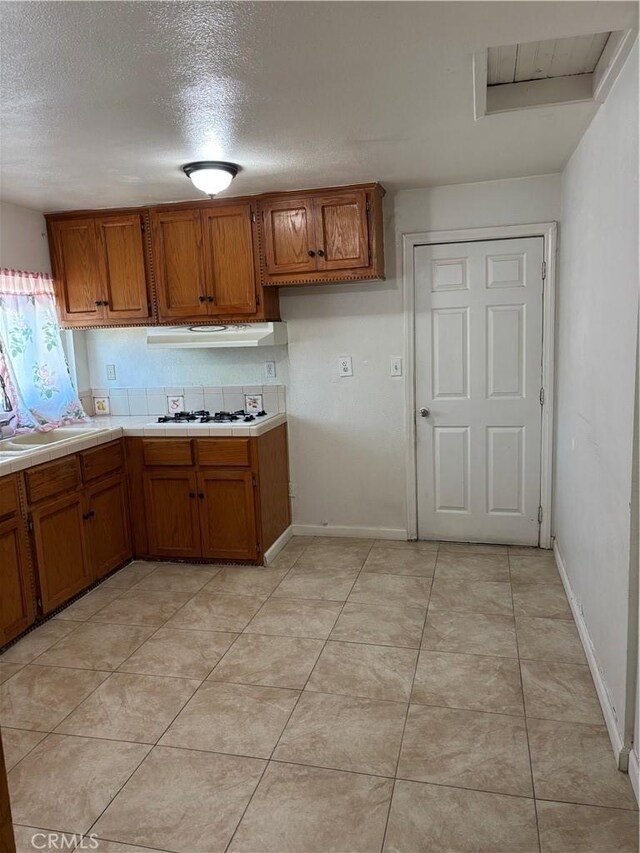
(198, 470), (257, 561)
(261, 197), (317, 275)
(96, 213), (150, 320)
(151, 209), (208, 319)
(86, 475), (132, 579)
(415, 237), (544, 545)
(314, 192), (369, 271)
(49, 218), (104, 322)
(31, 493), (90, 614)
(0, 517), (34, 644)
(143, 469), (201, 558)
(202, 204), (256, 315)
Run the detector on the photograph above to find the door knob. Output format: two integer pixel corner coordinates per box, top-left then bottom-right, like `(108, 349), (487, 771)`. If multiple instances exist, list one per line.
(419, 408), (430, 417)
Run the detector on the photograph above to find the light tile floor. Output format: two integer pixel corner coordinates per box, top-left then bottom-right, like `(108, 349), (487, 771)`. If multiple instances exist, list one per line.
(1, 537), (637, 853)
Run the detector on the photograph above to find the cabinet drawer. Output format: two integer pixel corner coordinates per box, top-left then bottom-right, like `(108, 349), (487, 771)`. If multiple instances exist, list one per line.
(143, 439), (193, 467)
(0, 474), (20, 520)
(196, 439), (251, 467)
(26, 456), (81, 504)
(80, 439), (124, 482)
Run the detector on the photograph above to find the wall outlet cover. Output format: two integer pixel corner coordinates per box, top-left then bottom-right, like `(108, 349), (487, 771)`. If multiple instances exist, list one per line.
(93, 396), (110, 415)
(265, 361), (276, 379)
(106, 364), (117, 381)
(338, 356), (353, 377)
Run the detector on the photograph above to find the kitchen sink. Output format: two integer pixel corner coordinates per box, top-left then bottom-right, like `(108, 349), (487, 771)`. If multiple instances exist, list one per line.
(0, 426), (110, 452)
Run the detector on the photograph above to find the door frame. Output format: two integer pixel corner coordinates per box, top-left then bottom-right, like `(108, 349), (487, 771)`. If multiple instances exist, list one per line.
(402, 222), (558, 547)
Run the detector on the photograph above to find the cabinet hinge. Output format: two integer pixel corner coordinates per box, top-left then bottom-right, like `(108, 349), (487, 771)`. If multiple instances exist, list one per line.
(250, 210), (256, 223)
(542, 260), (547, 280)
(36, 597), (42, 611)
(539, 387), (544, 406)
(538, 506), (543, 524)
(141, 221), (145, 233)
(256, 295), (260, 307)
(368, 246), (372, 265)
(256, 543), (260, 553)
(27, 518), (33, 533)
(252, 476), (257, 487)
(366, 200), (370, 212)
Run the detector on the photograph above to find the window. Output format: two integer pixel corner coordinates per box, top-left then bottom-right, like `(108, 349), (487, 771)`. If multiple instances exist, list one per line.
(0, 268), (86, 429)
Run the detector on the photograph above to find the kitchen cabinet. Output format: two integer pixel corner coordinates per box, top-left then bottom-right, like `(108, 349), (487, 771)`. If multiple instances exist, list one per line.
(143, 469), (201, 559)
(85, 474), (132, 579)
(151, 201), (267, 322)
(198, 470), (257, 561)
(0, 734), (15, 853)
(260, 184), (384, 286)
(46, 182), (384, 328)
(30, 492), (90, 614)
(150, 208), (208, 320)
(0, 474), (34, 645)
(25, 439), (132, 615)
(128, 426), (290, 564)
(48, 212), (151, 326)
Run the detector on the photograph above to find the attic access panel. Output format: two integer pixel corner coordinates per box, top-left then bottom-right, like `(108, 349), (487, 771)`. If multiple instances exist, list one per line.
(474, 28), (636, 117)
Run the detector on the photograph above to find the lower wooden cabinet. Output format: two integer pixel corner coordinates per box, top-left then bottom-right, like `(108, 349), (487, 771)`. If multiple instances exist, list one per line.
(31, 492), (90, 614)
(198, 470), (257, 561)
(26, 439), (132, 617)
(0, 514), (34, 645)
(85, 474), (132, 579)
(128, 426), (290, 564)
(143, 469), (201, 559)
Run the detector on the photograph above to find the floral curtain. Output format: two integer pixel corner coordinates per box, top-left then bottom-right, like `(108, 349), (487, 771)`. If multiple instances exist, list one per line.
(0, 269), (87, 430)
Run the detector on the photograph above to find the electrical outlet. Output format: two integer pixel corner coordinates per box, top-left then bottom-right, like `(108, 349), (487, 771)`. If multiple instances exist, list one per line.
(265, 361), (276, 379)
(106, 364), (117, 381)
(338, 356), (353, 377)
(390, 356), (403, 377)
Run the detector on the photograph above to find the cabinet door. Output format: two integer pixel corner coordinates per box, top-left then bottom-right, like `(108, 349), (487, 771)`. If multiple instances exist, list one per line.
(202, 204), (257, 315)
(0, 516), (34, 645)
(198, 470), (257, 561)
(85, 474), (132, 580)
(261, 197), (318, 276)
(31, 493), (90, 614)
(143, 469), (201, 558)
(150, 209), (208, 320)
(49, 218), (105, 323)
(314, 191), (369, 271)
(95, 213), (150, 321)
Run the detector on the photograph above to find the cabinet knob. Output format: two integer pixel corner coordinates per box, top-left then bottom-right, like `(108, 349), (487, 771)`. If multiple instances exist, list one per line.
(198, 492), (205, 499)
(207, 296), (215, 303)
(188, 492), (196, 498)
(198, 296), (206, 303)
(308, 250), (316, 257)
(317, 249), (325, 257)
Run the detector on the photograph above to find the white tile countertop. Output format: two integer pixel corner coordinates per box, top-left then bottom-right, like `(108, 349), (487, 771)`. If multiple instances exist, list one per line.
(0, 413), (287, 475)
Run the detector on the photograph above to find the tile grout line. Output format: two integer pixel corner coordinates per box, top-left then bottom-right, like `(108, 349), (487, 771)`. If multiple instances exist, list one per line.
(223, 537), (375, 852)
(509, 549), (542, 853)
(380, 543), (439, 852)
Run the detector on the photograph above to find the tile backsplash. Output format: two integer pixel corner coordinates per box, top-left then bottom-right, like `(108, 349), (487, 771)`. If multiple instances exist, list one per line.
(84, 385), (286, 417)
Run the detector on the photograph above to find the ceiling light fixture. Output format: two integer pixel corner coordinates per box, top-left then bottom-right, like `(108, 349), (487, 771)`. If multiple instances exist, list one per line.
(182, 161), (239, 197)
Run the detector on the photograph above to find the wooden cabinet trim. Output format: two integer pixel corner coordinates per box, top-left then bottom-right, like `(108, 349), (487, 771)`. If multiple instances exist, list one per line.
(0, 474), (20, 520)
(195, 438), (251, 467)
(142, 439), (193, 467)
(80, 439), (125, 483)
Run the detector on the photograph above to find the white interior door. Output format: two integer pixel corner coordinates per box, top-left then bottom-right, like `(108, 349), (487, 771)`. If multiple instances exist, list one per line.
(415, 237), (544, 545)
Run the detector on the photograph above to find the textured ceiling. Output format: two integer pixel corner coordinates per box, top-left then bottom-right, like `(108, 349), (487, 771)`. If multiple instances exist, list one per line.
(0, 1), (636, 211)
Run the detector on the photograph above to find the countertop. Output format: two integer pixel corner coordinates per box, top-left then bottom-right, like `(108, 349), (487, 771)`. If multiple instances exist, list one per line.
(0, 413), (287, 476)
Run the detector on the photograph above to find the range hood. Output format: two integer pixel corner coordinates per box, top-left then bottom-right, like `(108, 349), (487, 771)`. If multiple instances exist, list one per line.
(146, 322), (287, 349)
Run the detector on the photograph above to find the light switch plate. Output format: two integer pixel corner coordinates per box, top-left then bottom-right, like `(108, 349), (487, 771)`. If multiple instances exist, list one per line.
(390, 356), (403, 377)
(265, 361), (276, 379)
(338, 356), (353, 377)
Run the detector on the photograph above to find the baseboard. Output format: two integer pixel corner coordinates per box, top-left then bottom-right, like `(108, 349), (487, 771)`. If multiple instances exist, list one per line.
(553, 539), (630, 773)
(629, 747), (639, 803)
(263, 526), (293, 565)
(291, 524), (408, 540)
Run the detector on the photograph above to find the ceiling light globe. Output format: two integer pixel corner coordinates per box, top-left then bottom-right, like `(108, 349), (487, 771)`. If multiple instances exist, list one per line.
(182, 161), (239, 197)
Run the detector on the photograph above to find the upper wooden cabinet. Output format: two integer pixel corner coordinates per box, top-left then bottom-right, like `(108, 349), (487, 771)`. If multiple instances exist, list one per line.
(259, 184), (384, 286)
(48, 212), (151, 327)
(151, 201), (259, 321)
(150, 208), (208, 320)
(46, 182), (384, 327)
